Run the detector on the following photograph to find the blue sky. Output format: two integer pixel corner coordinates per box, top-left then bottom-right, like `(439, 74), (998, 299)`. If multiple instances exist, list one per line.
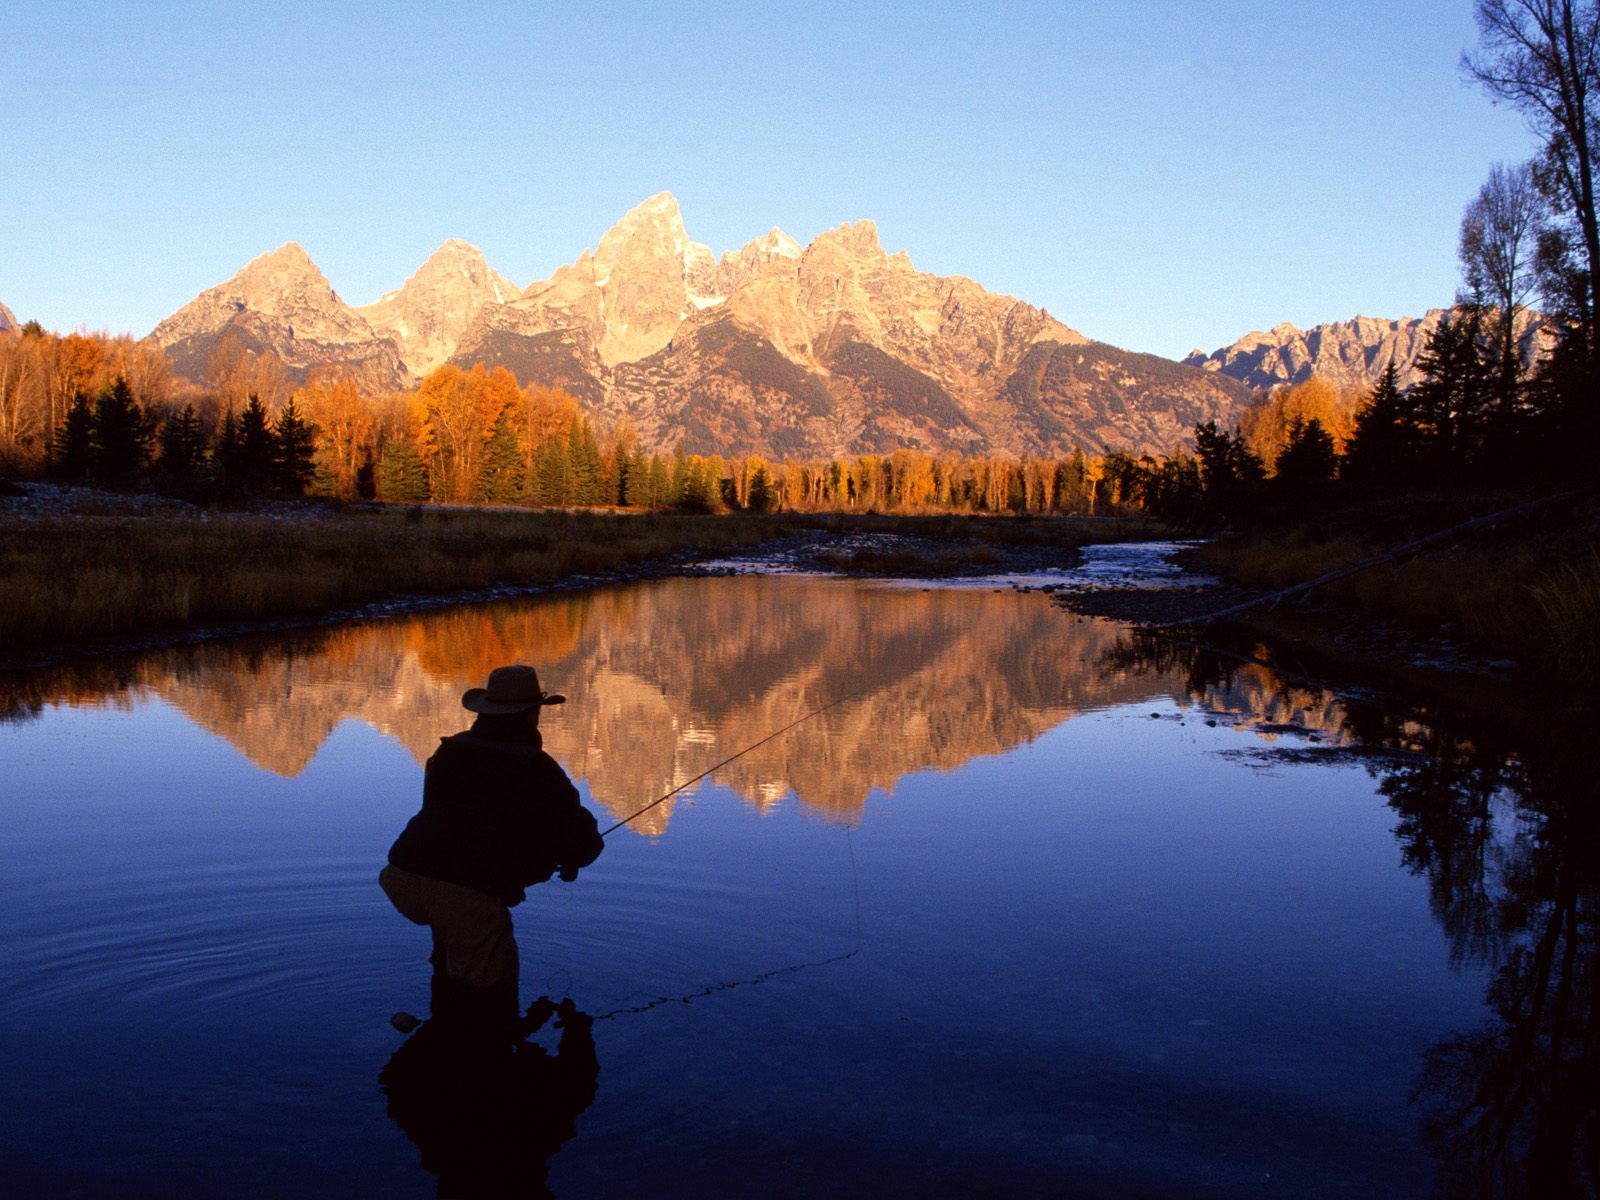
(1, 0), (1537, 359)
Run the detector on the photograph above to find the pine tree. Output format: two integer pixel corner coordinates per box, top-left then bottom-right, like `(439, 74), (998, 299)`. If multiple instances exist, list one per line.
(90, 377), (152, 488)
(533, 438), (573, 506)
(648, 454), (671, 509)
(212, 409), (241, 486)
(273, 397), (316, 494)
(1343, 360), (1414, 485)
(377, 438), (430, 503)
(50, 393), (95, 483)
(567, 417), (602, 505)
(1274, 416), (1339, 491)
(236, 394), (277, 493)
(472, 409), (527, 504)
(1409, 309), (1492, 476)
(158, 404), (206, 481)
(746, 464), (775, 512)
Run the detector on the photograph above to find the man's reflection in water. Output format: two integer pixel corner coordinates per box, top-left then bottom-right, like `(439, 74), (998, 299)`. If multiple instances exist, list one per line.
(381, 995), (599, 1199)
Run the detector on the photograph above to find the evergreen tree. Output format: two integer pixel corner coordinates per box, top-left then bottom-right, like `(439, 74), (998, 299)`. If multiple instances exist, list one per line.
(472, 409), (527, 504)
(1274, 416), (1339, 491)
(236, 394), (277, 493)
(619, 444), (651, 507)
(567, 417), (602, 505)
(648, 454), (671, 509)
(533, 438), (573, 506)
(746, 464), (775, 512)
(212, 409), (241, 486)
(668, 446), (690, 506)
(273, 396), (316, 494)
(49, 392), (95, 483)
(377, 438), (430, 503)
(158, 404), (206, 482)
(1409, 309), (1492, 475)
(1343, 361), (1414, 485)
(1193, 421), (1265, 521)
(90, 377), (152, 488)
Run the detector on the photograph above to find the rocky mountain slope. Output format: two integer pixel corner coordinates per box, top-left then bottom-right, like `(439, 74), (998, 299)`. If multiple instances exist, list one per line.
(149, 195), (1255, 456)
(355, 239), (519, 377)
(1185, 309), (1547, 394)
(150, 243), (410, 391)
(0, 301), (17, 332)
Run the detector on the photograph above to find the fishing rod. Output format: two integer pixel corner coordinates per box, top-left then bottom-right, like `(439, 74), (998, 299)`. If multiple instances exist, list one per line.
(598, 687), (869, 838)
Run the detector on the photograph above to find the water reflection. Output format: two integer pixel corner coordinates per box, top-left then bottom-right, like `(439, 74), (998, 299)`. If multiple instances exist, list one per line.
(381, 997), (599, 1199)
(0, 577), (1187, 832)
(1107, 630), (1599, 1199)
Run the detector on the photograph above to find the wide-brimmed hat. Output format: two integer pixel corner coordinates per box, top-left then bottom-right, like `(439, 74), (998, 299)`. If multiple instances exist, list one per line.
(461, 664), (567, 715)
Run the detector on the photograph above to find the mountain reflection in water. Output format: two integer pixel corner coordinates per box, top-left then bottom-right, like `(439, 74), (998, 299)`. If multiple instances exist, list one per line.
(1, 576), (1190, 831)
(4, 570), (1596, 1196)
(1110, 630), (1599, 1200)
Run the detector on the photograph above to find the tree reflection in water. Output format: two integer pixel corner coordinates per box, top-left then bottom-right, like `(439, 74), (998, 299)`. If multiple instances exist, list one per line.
(1106, 631), (1598, 1199)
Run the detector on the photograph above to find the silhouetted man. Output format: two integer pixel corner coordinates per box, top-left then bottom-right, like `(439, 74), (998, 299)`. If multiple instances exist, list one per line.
(380, 663), (604, 1030)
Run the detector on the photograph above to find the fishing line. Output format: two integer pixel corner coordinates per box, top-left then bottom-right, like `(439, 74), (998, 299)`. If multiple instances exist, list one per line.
(597, 688), (869, 838)
(592, 826), (864, 1023)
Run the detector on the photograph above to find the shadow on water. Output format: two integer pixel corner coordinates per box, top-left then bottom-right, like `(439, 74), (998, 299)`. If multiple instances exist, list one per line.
(1105, 630), (1600, 1199)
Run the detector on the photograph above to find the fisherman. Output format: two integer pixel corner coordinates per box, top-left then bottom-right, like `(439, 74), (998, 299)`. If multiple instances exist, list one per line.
(380, 664), (603, 1030)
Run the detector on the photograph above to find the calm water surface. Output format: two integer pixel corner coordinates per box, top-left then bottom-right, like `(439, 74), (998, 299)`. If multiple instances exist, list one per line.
(1, 548), (1592, 1197)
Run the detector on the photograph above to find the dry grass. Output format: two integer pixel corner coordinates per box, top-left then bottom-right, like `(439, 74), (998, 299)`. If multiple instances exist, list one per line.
(1529, 550), (1600, 683)
(1, 504), (1170, 656)
(1199, 499), (1600, 684)
(0, 506), (785, 654)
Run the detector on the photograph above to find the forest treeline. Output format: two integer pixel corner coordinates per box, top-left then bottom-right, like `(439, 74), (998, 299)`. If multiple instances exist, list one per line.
(0, 325), (1189, 516)
(0, 296), (1590, 522)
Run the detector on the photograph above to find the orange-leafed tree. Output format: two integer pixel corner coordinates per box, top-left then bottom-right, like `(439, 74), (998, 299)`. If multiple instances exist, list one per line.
(410, 363), (521, 503)
(295, 371), (373, 498)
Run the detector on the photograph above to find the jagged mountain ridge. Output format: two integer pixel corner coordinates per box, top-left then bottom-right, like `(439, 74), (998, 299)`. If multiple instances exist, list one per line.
(356, 239), (519, 377)
(150, 243), (410, 391)
(149, 193), (1255, 456)
(1185, 308), (1548, 394)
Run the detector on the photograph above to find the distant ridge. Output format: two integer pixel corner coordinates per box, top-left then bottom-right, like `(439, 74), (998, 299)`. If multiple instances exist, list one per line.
(1185, 309), (1548, 394)
(0, 301), (17, 332)
(148, 194), (1254, 457)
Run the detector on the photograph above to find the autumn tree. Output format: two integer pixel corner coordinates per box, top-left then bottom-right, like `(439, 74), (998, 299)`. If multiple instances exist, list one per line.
(410, 364), (519, 503)
(295, 372), (373, 499)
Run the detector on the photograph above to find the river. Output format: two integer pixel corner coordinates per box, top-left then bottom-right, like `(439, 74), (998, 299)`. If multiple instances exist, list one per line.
(0, 543), (1591, 1198)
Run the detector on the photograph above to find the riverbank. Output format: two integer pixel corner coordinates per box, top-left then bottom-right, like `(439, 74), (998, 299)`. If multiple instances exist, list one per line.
(1050, 490), (1600, 689)
(0, 486), (1154, 668)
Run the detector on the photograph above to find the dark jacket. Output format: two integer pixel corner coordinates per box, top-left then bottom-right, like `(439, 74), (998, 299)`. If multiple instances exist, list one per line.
(387, 721), (603, 905)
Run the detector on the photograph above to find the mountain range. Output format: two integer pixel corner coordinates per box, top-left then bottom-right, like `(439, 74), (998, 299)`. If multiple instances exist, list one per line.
(48, 192), (1505, 457)
(0, 301), (16, 332)
(146, 193), (1254, 458)
(1185, 307), (1548, 394)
